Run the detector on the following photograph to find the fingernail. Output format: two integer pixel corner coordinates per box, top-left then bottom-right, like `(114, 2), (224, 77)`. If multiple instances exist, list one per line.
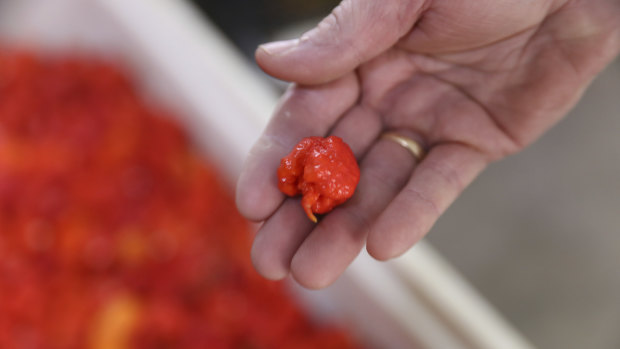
(258, 39), (299, 56)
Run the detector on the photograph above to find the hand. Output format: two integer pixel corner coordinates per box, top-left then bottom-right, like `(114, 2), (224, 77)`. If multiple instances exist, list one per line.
(236, 0), (620, 289)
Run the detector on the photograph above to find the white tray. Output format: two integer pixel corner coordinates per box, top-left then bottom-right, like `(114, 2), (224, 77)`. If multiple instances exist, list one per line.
(0, 1), (535, 348)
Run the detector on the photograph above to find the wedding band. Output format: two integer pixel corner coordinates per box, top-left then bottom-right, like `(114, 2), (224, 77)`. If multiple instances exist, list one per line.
(381, 132), (426, 161)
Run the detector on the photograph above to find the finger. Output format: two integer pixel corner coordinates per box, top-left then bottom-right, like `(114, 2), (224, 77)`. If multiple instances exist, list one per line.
(255, 0), (427, 84)
(251, 198), (314, 280)
(367, 143), (488, 260)
(236, 73), (359, 221)
(329, 105), (383, 158)
(250, 106), (380, 280)
(400, 1), (555, 54)
(290, 133), (421, 289)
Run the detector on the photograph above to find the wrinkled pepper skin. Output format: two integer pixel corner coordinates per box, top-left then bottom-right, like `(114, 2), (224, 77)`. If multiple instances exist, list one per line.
(278, 136), (360, 222)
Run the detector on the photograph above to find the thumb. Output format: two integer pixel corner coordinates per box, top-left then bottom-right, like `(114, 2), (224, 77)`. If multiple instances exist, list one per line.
(256, 0), (427, 85)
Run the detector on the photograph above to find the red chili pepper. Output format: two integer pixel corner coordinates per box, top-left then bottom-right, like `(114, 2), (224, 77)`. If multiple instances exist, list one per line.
(278, 136), (360, 222)
(0, 49), (362, 349)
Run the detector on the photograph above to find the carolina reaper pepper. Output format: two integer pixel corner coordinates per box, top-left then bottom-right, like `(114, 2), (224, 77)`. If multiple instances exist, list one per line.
(278, 136), (360, 222)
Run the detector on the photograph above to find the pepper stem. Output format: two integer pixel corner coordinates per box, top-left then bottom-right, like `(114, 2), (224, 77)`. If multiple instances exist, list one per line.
(301, 190), (319, 223)
(305, 209), (318, 223)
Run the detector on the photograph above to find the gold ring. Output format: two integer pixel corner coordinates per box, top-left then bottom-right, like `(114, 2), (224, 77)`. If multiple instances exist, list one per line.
(381, 132), (426, 161)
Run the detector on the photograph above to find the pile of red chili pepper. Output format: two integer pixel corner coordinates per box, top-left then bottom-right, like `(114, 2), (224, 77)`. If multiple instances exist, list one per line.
(0, 49), (361, 349)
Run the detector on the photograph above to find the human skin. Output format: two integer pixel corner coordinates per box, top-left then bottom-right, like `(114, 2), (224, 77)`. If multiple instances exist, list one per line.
(236, 0), (620, 289)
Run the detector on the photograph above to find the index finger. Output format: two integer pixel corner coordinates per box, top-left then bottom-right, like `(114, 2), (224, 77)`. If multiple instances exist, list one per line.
(236, 72), (359, 221)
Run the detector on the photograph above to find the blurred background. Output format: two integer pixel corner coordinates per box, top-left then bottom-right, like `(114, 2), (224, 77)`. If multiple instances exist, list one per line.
(190, 1), (620, 348)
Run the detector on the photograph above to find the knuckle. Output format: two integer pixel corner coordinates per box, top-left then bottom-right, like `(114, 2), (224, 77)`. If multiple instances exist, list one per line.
(402, 185), (441, 216)
(425, 158), (465, 192)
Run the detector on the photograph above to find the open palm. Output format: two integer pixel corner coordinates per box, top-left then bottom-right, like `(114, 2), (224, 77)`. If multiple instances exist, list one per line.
(236, 0), (620, 288)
